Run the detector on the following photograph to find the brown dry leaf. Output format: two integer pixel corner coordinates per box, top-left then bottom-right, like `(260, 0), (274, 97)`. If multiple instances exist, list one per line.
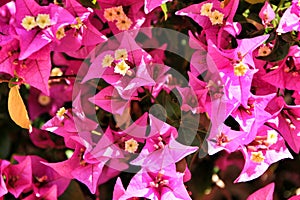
(8, 86), (32, 131)
(246, 18), (265, 31)
(244, 0), (266, 4)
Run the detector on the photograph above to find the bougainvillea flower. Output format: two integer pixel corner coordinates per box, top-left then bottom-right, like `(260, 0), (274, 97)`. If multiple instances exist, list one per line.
(43, 144), (106, 194)
(266, 97), (300, 153)
(60, 0), (107, 48)
(145, 61), (170, 98)
(13, 155), (70, 196)
(262, 45), (300, 92)
(2, 156), (32, 198)
(23, 184), (57, 200)
(113, 57), (156, 99)
(131, 114), (197, 171)
(96, 0), (155, 36)
(15, 46), (52, 96)
(84, 127), (126, 161)
(207, 124), (248, 155)
(28, 128), (56, 149)
(175, 86), (202, 114)
(14, 0), (75, 60)
(277, 1), (300, 33)
(0, 160), (10, 197)
(42, 106), (98, 148)
(90, 85), (129, 116)
(115, 112), (149, 140)
(235, 125), (293, 182)
(175, 0), (223, 30)
(186, 71), (208, 113)
(0, 39), (18, 76)
(246, 182), (274, 200)
(0, 1), (16, 46)
(0, 37), (52, 95)
(82, 31), (152, 85)
(77, 127), (129, 185)
(81, 50), (115, 83)
(292, 91), (300, 105)
(112, 177), (125, 200)
(42, 108), (78, 148)
(137, 138), (198, 171)
(188, 30), (207, 57)
(204, 77), (239, 132)
(230, 93), (276, 142)
(176, 0), (240, 47)
(144, 0), (172, 14)
(119, 164), (191, 200)
(207, 34), (269, 108)
(129, 113), (177, 161)
(259, 1), (275, 26)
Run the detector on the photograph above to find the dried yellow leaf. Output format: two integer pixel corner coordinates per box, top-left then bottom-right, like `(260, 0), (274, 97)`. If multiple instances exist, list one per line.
(8, 86), (32, 131)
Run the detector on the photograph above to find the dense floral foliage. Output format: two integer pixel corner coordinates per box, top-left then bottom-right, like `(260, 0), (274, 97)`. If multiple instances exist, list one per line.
(0, 0), (300, 199)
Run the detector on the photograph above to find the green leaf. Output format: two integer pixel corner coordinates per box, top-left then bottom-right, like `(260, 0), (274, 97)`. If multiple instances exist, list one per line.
(257, 37), (291, 62)
(8, 77), (19, 88)
(156, 90), (181, 127)
(80, 0), (100, 9)
(59, 181), (85, 200)
(161, 3), (168, 21)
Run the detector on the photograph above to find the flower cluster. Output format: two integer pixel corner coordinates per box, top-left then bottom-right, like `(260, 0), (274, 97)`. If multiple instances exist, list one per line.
(0, 0), (300, 199)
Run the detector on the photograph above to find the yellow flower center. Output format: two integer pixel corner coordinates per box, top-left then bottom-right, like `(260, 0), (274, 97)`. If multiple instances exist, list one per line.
(56, 27), (66, 40)
(36, 14), (51, 29)
(103, 6), (132, 31)
(266, 130), (278, 145)
(38, 94), (51, 106)
(104, 8), (116, 22)
(51, 67), (63, 76)
(209, 10), (224, 25)
(115, 49), (128, 60)
(114, 60), (130, 76)
(258, 46), (271, 57)
(200, 3), (213, 16)
(115, 17), (133, 31)
(125, 138), (139, 153)
(251, 151), (265, 163)
(104, 6), (125, 21)
(21, 16), (37, 31)
(102, 54), (114, 67)
(71, 17), (84, 30)
(114, 6), (125, 19)
(234, 62), (248, 76)
(56, 107), (66, 118)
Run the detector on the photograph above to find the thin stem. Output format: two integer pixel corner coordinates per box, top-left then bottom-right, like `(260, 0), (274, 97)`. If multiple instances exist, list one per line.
(275, 0), (286, 12)
(49, 74), (77, 80)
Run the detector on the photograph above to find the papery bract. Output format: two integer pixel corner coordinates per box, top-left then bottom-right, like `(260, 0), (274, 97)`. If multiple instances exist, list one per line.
(3, 156), (32, 198)
(119, 164), (191, 200)
(259, 1), (275, 26)
(246, 182), (274, 200)
(13, 155), (70, 196)
(235, 125), (293, 182)
(0, 160), (10, 197)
